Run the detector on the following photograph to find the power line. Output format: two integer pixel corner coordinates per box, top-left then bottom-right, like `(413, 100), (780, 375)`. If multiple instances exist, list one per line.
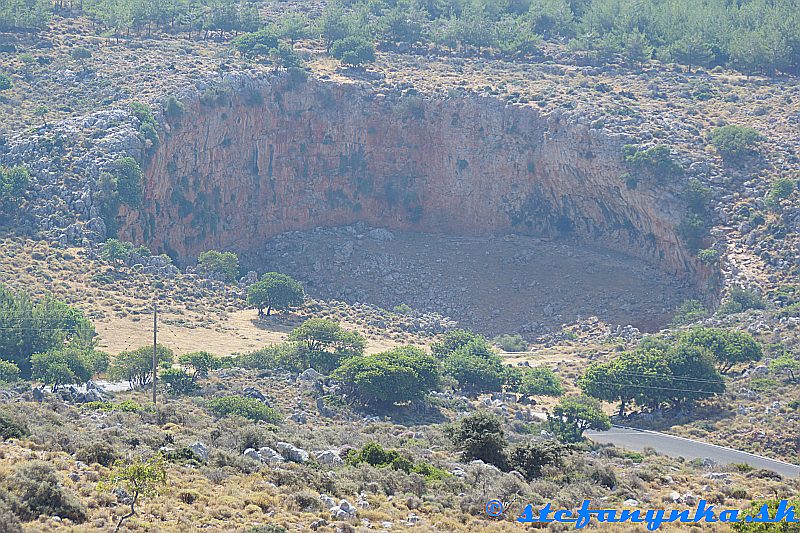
(591, 381), (721, 395)
(605, 370), (726, 385)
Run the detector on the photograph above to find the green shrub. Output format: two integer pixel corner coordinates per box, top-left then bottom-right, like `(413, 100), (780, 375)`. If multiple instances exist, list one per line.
(431, 329), (486, 358)
(130, 101), (159, 147)
(31, 347), (105, 391)
(748, 377), (778, 392)
(331, 36), (376, 67)
(710, 125), (762, 161)
(622, 144), (683, 180)
(0, 165), (30, 211)
(697, 248), (719, 264)
(0, 72), (12, 91)
(0, 411), (28, 441)
(508, 439), (575, 480)
(235, 342), (305, 371)
(206, 395), (281, 423)
(717, 287), (766, 316)
(197, 250), (240, 282)
(162, 446), (204, 466)
(671, 299), (708, 326)
(232, 29), (279, 57)
(766, 177), (794, 207)
(111, 157), (144, 207)
(76, 440), (119, 467)
(445, 411), (508, 469)
(333, 346), (440, 407)
(776, 302), (800, 319)
(0, 285), (95, 377)
(160, 368), (197, 395)
(392, 303), (413, 315)
(0, 360), (19, 382)
(164, 95), (185, 118)
(492, 334), (527, 352)
(516, 366), (564, 397)
(0, 496), (21, 533)
(6, 461), (87, 522)
(248, 525), (288, 533)
(678, 213), (706, 251)
(441, 340), (505, 394)
(81, 400), (141, 413)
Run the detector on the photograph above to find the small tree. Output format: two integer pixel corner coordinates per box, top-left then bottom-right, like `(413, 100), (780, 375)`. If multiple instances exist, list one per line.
(206, 395), (281, 422)
(710, 125), (763, 162)
(31, 348), (95, 391)
(333, 346), (440, 408)
(770, 354), (799, 383)
(331, 36), (376, 67)
(102, 239), (134, 266)
(547, 395), (611, 443)
(0, 72), (12, 91)
(104, 455), (167, 533)
(246, 272), (304, 316)
(441, 339), (506, 395)
(508, 439), (576, 480)
(431, 329), (486, 358)
(197, 250), (240, 282)
(0, 165), (30, 211)
(69, 47), (92, 72)
(109, 345), (174, 388)
(111, 157), (144, 207)
(0, 360), (20, 383)
(680, 327), (762, 374)
(517, 366), (564, 397)
(160, 368), (197, 395)
(33, 105), (48, 126)
(232, 28), (279, 57)
(287, 318), (365, 372)
(178, 351), (220, 382)
(445, 411), (508, 469)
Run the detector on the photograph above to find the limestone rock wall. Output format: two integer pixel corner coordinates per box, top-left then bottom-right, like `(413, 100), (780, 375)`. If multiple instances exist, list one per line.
(117, 75), (701, 282)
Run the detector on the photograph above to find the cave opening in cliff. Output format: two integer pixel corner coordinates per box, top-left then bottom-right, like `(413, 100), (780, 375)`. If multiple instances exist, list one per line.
(117, 76), (707, 335)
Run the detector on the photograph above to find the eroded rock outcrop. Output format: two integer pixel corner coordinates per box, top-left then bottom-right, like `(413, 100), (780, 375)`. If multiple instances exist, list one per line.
(116, 74), (702, 283)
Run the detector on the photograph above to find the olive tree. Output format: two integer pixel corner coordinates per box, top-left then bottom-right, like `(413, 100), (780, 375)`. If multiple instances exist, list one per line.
(246, 272), (304, 316)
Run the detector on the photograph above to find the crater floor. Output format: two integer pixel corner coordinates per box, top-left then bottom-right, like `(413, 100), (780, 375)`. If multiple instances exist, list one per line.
(247, 226), (696, 335)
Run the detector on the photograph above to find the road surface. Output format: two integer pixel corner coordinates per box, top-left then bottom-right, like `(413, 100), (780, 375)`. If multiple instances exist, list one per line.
(586, 425), (800, 478)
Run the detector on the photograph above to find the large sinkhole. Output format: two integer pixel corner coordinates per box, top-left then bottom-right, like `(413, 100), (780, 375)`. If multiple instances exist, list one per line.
(117, 76), (709, 334)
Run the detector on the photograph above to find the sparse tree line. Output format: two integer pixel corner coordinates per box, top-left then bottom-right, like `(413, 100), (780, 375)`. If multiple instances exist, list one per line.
(3, 0), (800, 74)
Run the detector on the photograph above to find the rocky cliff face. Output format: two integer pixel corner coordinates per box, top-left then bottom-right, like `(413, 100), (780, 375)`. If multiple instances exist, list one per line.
(117, 74), (702, 284)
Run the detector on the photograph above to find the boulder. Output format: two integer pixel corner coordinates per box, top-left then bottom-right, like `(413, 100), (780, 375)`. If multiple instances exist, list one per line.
(188, 442), (208, 461)
(257, 447), (284, 465)
(299, 368), (323, 381)
(243, 448), (261, 461)
(316, 450), (344, 467)
(276, 442), (309, 463)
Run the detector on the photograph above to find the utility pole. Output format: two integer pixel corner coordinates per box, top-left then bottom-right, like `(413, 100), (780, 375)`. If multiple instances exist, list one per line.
(152, 300), (158, 407)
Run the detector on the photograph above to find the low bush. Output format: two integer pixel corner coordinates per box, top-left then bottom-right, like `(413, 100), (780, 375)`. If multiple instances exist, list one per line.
(717, 287), (766, 316)
(710, 125), (762, 161)
(0, 411), (28, 441)
(5, 461), (87, 522)
(0, 360), (20, 382)
(206, 395), (281, 423)
(671, 299), (708, 326)
(76, 439), (119, 467)
(492, 334), (527, 352)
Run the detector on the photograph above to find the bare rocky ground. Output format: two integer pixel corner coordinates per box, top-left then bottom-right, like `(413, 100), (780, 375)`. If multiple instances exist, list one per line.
(246, 224), (695, 336)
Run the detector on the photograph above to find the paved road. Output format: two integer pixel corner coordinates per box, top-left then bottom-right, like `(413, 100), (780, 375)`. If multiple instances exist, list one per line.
(585, 425), (800, 478)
